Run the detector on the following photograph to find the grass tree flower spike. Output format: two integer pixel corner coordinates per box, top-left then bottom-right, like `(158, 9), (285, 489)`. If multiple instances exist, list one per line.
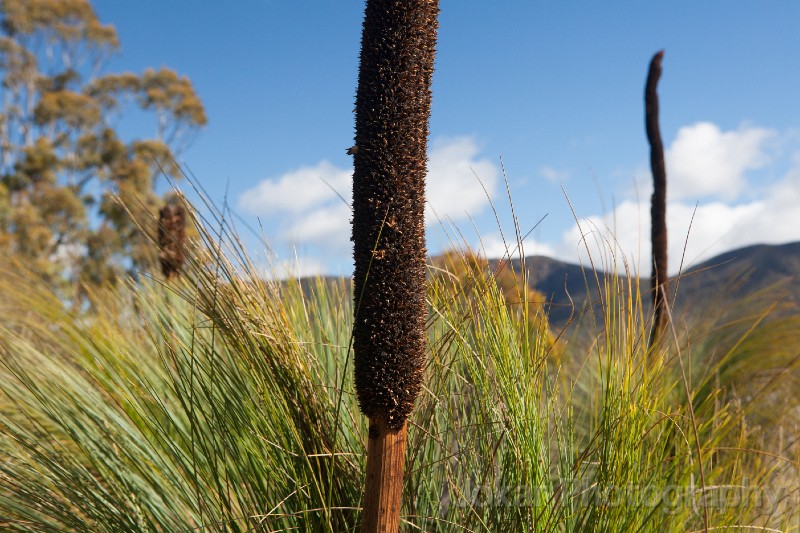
(158, 203), (187, 280)
(645, 50), (669, 346)
(350, 0), (439, 530)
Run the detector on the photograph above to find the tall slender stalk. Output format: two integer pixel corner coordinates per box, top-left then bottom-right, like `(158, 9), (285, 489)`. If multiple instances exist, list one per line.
(350, 0), (439, 530)
(645, 50), (668, 346)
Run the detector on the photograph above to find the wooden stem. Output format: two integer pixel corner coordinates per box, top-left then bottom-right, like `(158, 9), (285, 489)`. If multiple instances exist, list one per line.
(361, 417), (407, 533)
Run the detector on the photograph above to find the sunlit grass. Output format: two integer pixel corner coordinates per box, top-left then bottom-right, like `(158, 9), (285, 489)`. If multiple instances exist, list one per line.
(0, 206), (798, 531)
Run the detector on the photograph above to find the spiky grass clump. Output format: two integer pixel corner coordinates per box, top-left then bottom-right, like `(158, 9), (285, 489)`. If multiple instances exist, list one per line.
(0, 236), (364, 531)
(0, 211), (797, 531)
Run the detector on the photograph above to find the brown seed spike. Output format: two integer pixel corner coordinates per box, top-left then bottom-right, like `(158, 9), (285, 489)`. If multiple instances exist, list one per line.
(351, 0), (438, 431)
(158, 203), (186, 280)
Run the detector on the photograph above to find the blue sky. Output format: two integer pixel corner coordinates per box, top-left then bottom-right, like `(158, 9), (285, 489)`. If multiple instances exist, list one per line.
(94, 1), (800, 277)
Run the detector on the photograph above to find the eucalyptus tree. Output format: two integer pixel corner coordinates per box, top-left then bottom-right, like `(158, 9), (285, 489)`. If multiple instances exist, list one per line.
(0, 0), (205, 295)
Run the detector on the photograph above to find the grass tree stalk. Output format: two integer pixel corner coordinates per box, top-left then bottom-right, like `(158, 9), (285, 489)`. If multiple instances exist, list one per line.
(645, 50), (669, 346)
(350, 0), (439, 530)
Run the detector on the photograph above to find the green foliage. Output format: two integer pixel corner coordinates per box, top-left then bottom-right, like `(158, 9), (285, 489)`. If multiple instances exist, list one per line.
(0, 0), (206, 298)
(0, 209), (797, 531)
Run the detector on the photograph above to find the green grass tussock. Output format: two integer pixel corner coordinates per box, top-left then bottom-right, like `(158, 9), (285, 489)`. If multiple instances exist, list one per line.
(0, 214), (798, 531)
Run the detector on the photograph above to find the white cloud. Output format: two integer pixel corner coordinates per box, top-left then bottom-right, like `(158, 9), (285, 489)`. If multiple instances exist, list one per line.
(239, 160), (351, 214)
(238, 135), (498, 251)
(285, 203), (351, 247)
(666, 122), (774, 200)
(425, 136), (499, 223)
(667, 200), (766, 266)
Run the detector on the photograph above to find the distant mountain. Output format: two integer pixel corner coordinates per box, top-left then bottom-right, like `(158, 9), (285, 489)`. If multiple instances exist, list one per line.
(494, 242), (800, 328)
(675, 242), (800, 304)
(291, 242), (800, 330)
